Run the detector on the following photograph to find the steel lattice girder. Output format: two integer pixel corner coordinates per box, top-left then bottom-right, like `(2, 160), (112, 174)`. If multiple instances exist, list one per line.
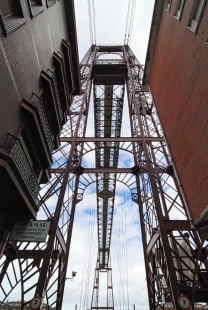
(0, 45), (207, 310)
(94, 82), (125, 269)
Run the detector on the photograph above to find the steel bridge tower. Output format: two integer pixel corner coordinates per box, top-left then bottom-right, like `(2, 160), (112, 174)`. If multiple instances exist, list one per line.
(0, 45), (208, 310)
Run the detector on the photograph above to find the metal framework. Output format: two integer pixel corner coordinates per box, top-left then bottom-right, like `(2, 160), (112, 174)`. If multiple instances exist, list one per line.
(0, 45), (208, 310)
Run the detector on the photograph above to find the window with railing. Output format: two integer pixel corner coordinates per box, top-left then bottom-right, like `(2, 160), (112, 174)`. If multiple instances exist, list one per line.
(46, 0), (56, 8)
(47, 69), (64, 122)
(174, 0), (186, 20)
(62, 39), (75, 94)
(57, 52), (70, 99)
(0, 134), (40, 207)
(31, 93), (54, 152)
(0, 0), (26, 36)
(188, 0), (207, 33)
(27, 0), (44, 18)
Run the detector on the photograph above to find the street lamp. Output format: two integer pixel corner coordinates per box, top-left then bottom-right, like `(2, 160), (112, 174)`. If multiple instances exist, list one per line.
(66, 271), (77, 281)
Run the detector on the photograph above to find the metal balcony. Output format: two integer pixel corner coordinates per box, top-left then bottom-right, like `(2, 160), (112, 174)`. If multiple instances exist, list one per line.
(0, 133), (39, 212)
(47, 69), (63, 123)
(53, 52), (71, 111)
(31, 93), (54, 153)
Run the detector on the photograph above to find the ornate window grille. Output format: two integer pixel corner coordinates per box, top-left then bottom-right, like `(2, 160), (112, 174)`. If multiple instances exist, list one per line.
(57, 51), (70, 99)
(47, 69), (63, 122)
(31, 93), (54, 153)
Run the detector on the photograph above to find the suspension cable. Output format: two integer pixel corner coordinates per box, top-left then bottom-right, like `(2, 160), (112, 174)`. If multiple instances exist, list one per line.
(92, 0), (96, 44)
(111, 178), (130, 310)
(87, 0), (96, 45)
(124, 0), (132, 45)
(79, 183), (97, 310)
(124, 0), (137, 46)
(127, 0), (137, 46)
(87, 0), (93, 45)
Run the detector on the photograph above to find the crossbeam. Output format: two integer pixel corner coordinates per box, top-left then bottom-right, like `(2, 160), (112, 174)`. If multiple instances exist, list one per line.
(60, 137), (164, 142)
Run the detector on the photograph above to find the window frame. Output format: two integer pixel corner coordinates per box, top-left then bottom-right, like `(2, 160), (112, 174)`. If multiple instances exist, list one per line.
(27, 0), (44, 18)
(187, 0), (207, 33)
(165, 0), (172, 12)
(0, 0), (26, 37)
(174, 0), (186, 20)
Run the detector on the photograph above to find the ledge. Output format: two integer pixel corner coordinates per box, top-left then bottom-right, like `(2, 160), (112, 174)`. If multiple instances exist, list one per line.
(194, 205), (208, 228)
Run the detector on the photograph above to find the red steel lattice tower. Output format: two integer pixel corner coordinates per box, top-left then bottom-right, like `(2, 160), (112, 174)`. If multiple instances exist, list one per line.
(0, 45), (208, 310)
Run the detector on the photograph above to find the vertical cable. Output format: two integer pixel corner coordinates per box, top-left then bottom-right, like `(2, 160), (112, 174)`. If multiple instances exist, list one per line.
(87, 0), (93, 44)
(128, 0), (137, 46)
(124, 0), (132, 44)
(92, 0), (96, 44)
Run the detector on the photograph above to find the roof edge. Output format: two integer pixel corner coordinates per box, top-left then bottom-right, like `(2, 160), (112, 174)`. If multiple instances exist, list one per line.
(194, 205), (208, 228)
(142, 0), (165, 86)
(64, 0), (81, 95)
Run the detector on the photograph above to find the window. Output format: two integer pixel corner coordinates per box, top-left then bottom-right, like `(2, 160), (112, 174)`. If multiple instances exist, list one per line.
(27, 0), (44, 18)
(174, 0), (186, 20)
(0, 0), (14, 18)
(188, 0), (207, 33)
(46, 0), (56, 7)
(165, 0), (172, 11)
(0, 0), (26, 37)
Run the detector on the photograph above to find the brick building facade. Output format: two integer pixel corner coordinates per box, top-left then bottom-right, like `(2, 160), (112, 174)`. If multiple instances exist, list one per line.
(143, 0), (208, 227)
(0, 0), (80, 252)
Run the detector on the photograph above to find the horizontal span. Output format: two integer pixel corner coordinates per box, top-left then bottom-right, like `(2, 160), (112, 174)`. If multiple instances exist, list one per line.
(60, 137), (164, 143)
(51, 168), (135, 174)
(51, 167), (165, 174)
(91, 306), (114, 309)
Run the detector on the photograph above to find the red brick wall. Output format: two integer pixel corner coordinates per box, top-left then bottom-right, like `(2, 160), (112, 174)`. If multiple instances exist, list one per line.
(149, 0), (208, 221)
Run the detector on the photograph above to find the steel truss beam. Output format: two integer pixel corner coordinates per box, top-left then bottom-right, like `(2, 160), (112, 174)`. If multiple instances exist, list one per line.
(94, 74), (125, 270)
(0, 45), (207, 310)
(60, 137), (164, 142)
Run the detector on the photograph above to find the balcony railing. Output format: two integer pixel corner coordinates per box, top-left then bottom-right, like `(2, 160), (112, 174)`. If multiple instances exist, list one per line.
(0, 134), (40, 207)
(47, 69), (63, 122)
(31, 93), (54, 152)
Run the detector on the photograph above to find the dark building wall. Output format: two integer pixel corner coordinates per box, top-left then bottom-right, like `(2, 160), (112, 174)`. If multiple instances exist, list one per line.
(148, 0), (208, 221)
(0, 45), (23, 143)
(0, 0), (79, 248)
(0, 0), (69, 144)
